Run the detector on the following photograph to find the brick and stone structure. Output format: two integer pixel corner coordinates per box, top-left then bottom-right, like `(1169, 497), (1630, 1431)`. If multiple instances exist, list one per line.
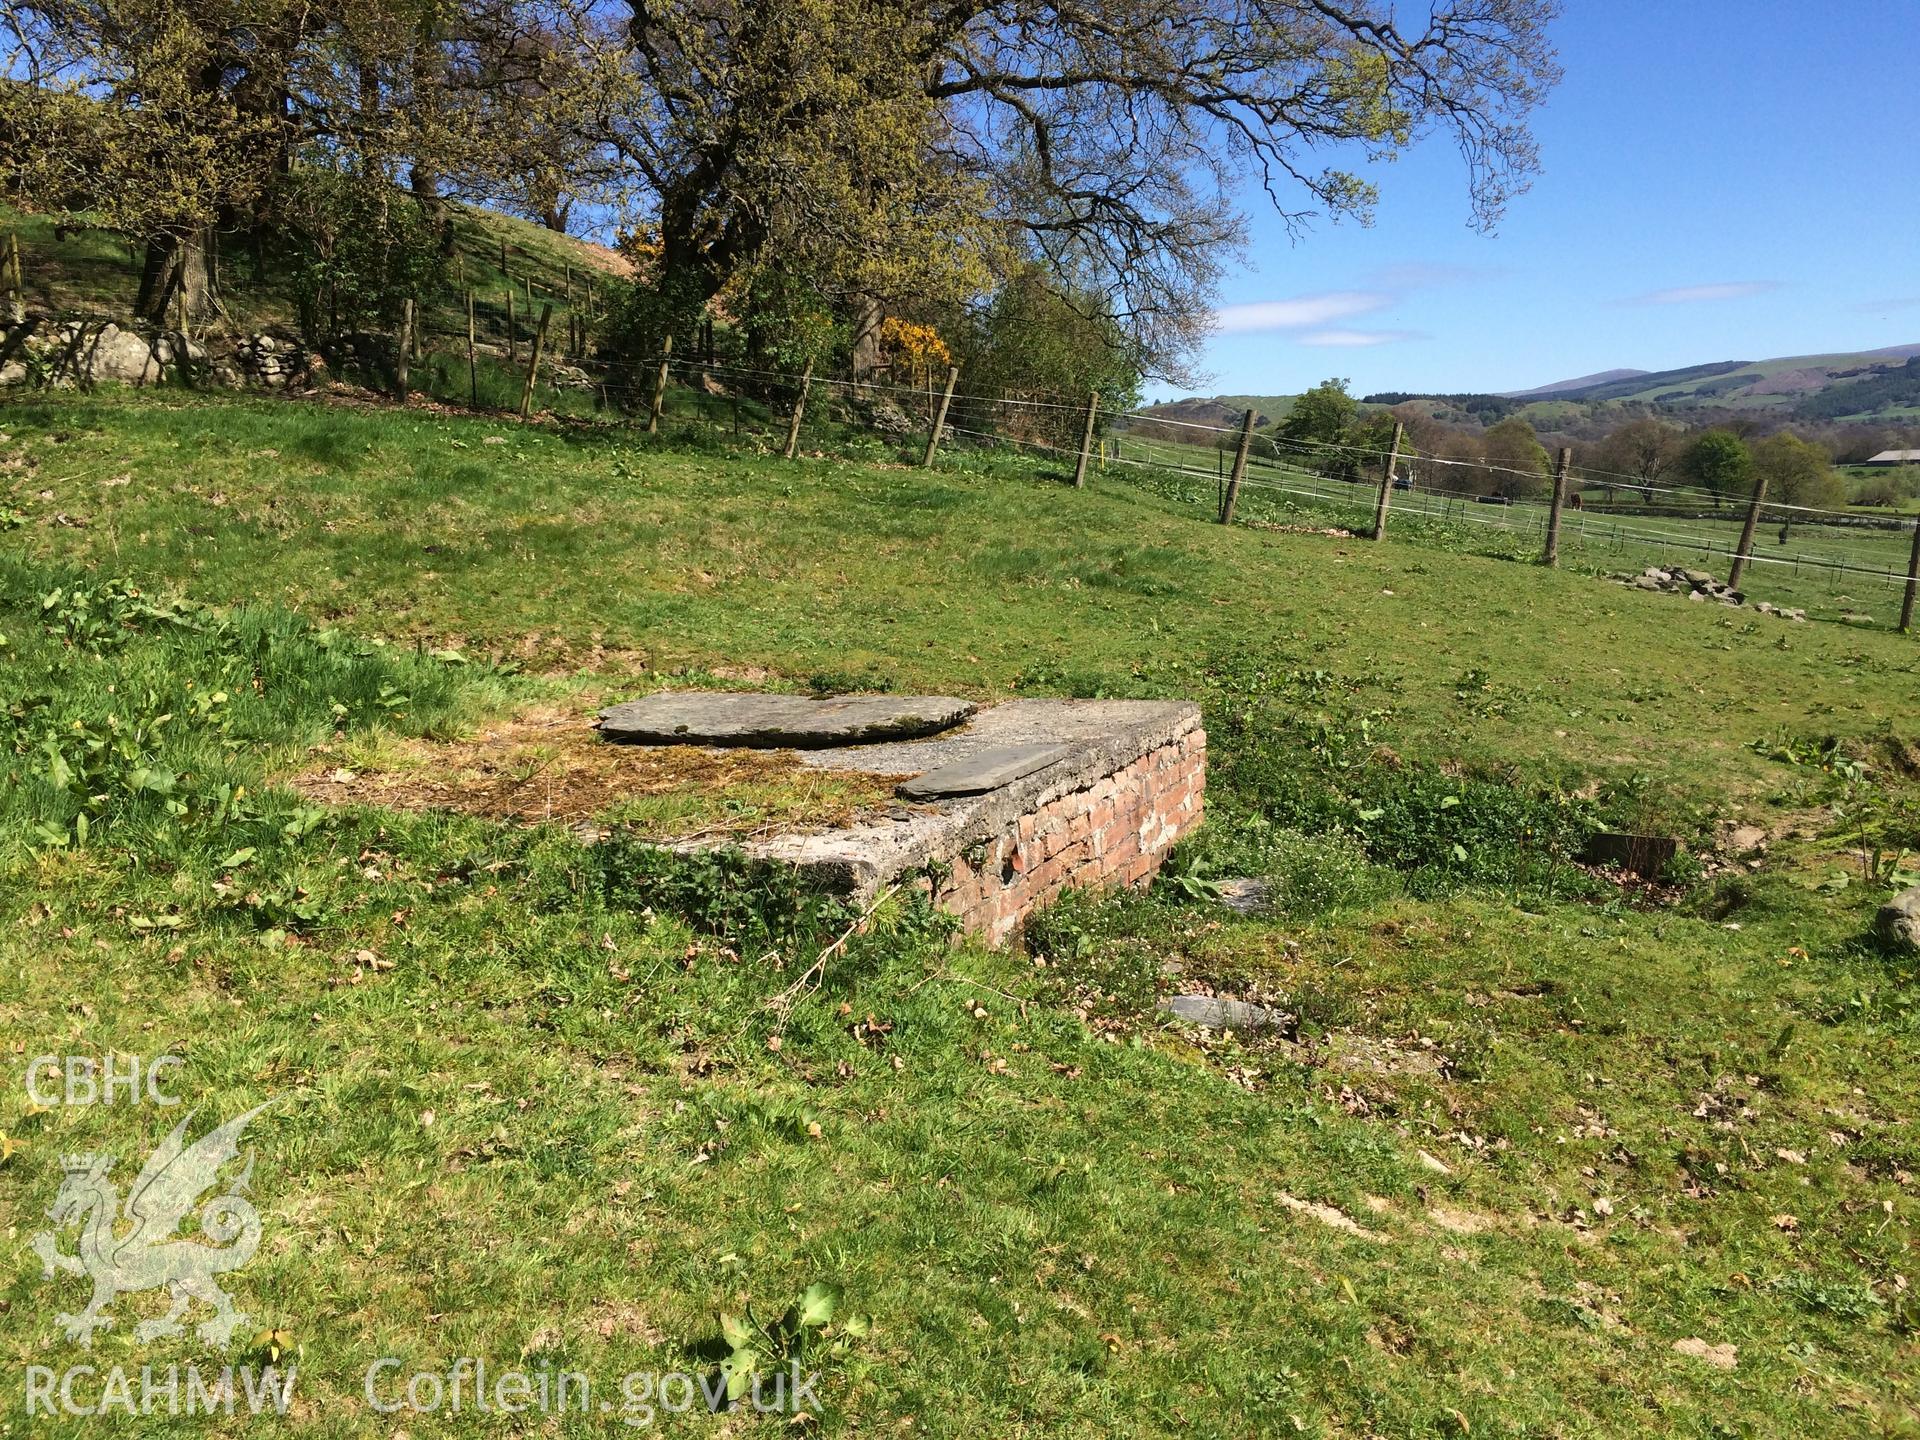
(757, 699), (1206, 945)
(927, 714), (1204, 943)
(601, 694), (1207, 945)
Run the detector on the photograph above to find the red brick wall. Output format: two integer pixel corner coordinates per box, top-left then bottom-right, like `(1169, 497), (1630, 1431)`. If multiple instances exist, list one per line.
(933, 727), (1206, 945)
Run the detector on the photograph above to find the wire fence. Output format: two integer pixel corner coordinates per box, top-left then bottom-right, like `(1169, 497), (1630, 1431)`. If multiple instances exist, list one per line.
(9, 269), (1920, 631)
(590, 353), (1920, 633)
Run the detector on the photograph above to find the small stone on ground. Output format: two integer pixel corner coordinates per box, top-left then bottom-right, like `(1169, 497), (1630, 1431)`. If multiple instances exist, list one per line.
(1160, 994), (1289, 1031)
(1215, 877), (1273, 916)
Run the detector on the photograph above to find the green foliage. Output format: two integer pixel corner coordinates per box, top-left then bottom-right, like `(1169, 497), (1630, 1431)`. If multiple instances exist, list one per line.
(1751, 431), (1844, 517)
(952, 270), (1142, 446)
(1199, 653), (1603, 899)
(0, 16), (278, 247)
(594, 840), (854, 952)
(278, 171), (451, 346)
(1482, 415), (1552, 498)
(1680, 429), (1754, 501)
(1275, 377), (1360, 464)
(715, 1282), (870, 1409)
(0, 562), (480, 856)
(1024, 887), (1164, 1012)
(1851, 472), (1905, 508)
(592, 838), (956, 962)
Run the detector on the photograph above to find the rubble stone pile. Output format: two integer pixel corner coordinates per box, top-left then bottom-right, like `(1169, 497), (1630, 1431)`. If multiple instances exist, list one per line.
(1623, 566), (1806, 621)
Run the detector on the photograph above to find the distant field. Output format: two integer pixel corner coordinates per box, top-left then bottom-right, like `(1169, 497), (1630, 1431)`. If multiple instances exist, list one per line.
(1112, 430), (1920, 626)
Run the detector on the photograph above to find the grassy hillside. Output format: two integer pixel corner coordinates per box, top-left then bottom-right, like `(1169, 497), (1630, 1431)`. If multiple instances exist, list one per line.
(1538, 346), (1920, 417)
(1, 198), (627, 361)
(1, 390), (1916, 1437)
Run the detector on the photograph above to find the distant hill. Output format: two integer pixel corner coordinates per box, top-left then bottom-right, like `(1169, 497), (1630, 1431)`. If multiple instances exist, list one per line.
(1133, 394), (1296, 431)
(1502, 368), (1649, 398)
(1122, 345), (1920, 432)
(1495, 345), (1920, 421)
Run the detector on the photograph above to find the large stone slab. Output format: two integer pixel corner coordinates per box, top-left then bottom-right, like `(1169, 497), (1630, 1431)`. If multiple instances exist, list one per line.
(896, 743), (1070, 800)
(598, 691), (974, 749)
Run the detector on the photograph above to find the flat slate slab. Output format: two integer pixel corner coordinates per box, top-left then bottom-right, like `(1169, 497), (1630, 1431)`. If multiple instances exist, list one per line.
(598, 691), (975, 749)
(896, 743), (1071, 800)
(1159, 994), (1289, 1031)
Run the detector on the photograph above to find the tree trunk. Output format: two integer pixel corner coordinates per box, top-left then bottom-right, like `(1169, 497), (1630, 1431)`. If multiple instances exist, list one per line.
(134, 228), (216, 326)
(849, 293), (884, 384)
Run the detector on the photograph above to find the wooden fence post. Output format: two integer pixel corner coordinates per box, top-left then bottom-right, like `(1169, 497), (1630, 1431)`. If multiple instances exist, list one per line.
(1901, 519), (1920, 634)
(518, 303), (552, 419)
(1218, 409), (1255, 524)
(505, 288), (517, 363)
(4, 232), (21, 322)
(394, 298), (413, 399)
(922, 365), (959, 467)
(1071, 389), (1100, 489)
(1728, 478), (1769, 591)
(498, 236), (508, 275)
(648, 333), (673, 433)
(783, 358), (814, 460)
(1542, 447), (1572, 566)
(465, 291), (478, 409)
(1370, 421), (1406, 541)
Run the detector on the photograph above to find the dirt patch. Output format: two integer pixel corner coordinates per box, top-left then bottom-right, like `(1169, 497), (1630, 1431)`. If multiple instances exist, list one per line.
(1427, 1207), (1496, 1236)
(1319, 1032), (1448, 1079)
(289, 705), (902, 835)
(1275, 1193), (1390, 1242)
(1671, 1337), (1738, 1370)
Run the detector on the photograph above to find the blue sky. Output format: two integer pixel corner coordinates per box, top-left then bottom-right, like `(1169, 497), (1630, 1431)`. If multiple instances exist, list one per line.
(1171, 1), (1920, 400)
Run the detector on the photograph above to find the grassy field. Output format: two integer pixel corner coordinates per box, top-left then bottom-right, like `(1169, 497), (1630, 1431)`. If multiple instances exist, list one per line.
(1, 389), (1917, 1437)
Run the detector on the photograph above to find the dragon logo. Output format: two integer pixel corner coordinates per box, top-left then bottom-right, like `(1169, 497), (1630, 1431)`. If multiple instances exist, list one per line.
(30, 1104), (269, 1348)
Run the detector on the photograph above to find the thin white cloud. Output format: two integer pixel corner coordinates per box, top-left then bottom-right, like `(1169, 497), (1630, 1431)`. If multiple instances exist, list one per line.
(1299, 329), (1425, 348)
(1623, 281), (1781, 306)
(1213, 291), (1392, 334)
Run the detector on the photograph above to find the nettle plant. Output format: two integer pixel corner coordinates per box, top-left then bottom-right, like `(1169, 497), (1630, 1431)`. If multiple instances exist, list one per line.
(716, 1282), (870, 1410)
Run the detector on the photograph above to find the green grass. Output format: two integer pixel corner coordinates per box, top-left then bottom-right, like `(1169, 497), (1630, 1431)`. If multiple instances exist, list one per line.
(1, 390), (1917, 1437)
